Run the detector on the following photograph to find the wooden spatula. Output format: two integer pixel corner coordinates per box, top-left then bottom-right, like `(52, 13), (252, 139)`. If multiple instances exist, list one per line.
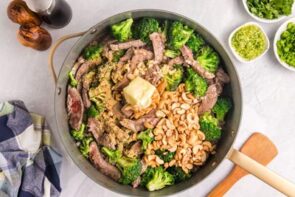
(208, 132), (278, 197)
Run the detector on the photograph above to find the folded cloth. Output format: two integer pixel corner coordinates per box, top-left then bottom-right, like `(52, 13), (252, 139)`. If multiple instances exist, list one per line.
(0, 101), (62, 197)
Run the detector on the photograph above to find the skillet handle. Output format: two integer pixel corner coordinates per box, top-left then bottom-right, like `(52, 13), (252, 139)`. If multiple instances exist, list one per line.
(228, 149), (295, 196)
(48, 31), (86, 85)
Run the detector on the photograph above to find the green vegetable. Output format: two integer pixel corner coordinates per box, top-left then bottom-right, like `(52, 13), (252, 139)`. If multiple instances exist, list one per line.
(133, 18), (160, 43)
(196, 46), (220, 73)
(111, 18), (133, 42)
(155, 149), (175, 163)
(277, 22), (295, 67)
(112, 50), (125, 63)
(101, 147), (141, 185)
(161, 20), (169, 40)
(199, 113), (222, 142)
(140, 167), (154, 187)
(86, 105), (100, 118)
(79, 136), (93, 158)
(83, 44), (103, 61)
(167, 166), (191, 183)
(168, 21), (193, 50)
(71, 124), (85, 141)
(68, 71), (78, 87)
(187, 33), (205, 53)
(212, 97), (232, 121)
(164, 49), (180, 58)
(100, 146), (122, 163)
(184, 67), (208, 97)
(164, 64), (184, 91)
(231, 24), (267, 61)
(137, 129), (154, 151)
(247, 0), (294, 20)
(90, 98), (105, 115)
(141, 166), (174, 191)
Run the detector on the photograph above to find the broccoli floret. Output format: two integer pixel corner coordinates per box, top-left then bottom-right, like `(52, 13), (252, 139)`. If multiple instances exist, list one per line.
(212, 97), (232, 121)
(71, 124), (85, 141)
(161, 20), (169, 40)
(137, 129), (154, 151)
(168, 21), (193, 50)
(141, 167), (154, 187)
(112, 50), (125, 63)
(164, 64), (184, 91)
(185, 67), (208, 97)
(101, 146), (122, 163)
(167, 166), (191, 183)
(79, 137), (93, 158)
(164, 49), (180, 58)
(101, 147), (141, 185)
(132, 18), (160, 43)
(196, 46), (220, 73)
(86, 105), (100, 118)
(199, 113), (222, 142)
(68, 71), (78, 87)
(187, 33), (205, 53)
(83, 44), (103, 61)
(111, 18), (133, 42)
(90, 98), (105, 115)
(141, 166), (174, 191)
(155, 149), (175, 163)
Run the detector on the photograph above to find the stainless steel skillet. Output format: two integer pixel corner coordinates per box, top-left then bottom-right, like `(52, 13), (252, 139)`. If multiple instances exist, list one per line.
(49, 9), (295, 196)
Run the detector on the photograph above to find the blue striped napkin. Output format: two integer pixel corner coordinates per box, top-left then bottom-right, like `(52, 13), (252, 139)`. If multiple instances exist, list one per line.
(0, 101), (62, 197)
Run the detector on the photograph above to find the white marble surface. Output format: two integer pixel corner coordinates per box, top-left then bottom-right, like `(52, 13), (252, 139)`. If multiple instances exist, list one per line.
(1, 0), (295, 196)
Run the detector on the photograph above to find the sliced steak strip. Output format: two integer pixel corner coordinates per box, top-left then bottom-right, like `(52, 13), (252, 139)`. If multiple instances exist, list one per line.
(143, 64), (162, 86)
(215, 68), (230, 94)
(110, 40), (146, 51)
(168, 56), (184, 67)
(75, 60), (100, 83)
(126, 141), (142, 158)
(119, 48), (134, 62)
(88, 118), (105, 141)
(131, 49), (154, 70)
(121, 105), (133, 118)
(81, 72), (95, 108)
(76, 60), (100, 92)
(82, 88), (91, 108)
(71, 57), (85, 76)
(112, 102), (126, 119)
(120, 115), (160, 132)
(216, 68), (230, 84)
(89, 142), (121, 181)
(198, 84), (218, 115)
(149, 32), (165, 63)
(180, 45), (215, 79)
(102, 42), (115, 62)
(120, 119), (144, 132)
(98, 132), (117, 149)
(67, 87), (84, 130)
(114, 75), (130, 91)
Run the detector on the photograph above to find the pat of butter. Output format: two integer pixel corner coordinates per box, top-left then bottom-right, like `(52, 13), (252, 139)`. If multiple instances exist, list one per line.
(123, 76), (156, 108)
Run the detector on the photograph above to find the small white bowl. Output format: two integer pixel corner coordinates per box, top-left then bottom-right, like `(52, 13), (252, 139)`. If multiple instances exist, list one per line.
(242, 0), (295, 23)
(228, 22), (269, 63)
(273, 17), (295, 72)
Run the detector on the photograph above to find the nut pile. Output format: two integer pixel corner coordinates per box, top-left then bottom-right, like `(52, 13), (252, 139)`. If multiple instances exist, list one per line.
(144, 84), (215, 173)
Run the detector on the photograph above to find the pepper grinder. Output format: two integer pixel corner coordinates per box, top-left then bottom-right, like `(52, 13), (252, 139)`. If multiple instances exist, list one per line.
(25, 0), (72, 29)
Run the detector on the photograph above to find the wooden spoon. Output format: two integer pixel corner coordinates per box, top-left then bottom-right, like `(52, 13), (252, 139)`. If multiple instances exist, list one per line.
(208, 132), (278, 197)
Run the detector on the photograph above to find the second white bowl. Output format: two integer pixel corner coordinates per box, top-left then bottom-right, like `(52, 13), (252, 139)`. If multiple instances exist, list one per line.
(273, 17), (295, 72)
(228, 22), (270, 63)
